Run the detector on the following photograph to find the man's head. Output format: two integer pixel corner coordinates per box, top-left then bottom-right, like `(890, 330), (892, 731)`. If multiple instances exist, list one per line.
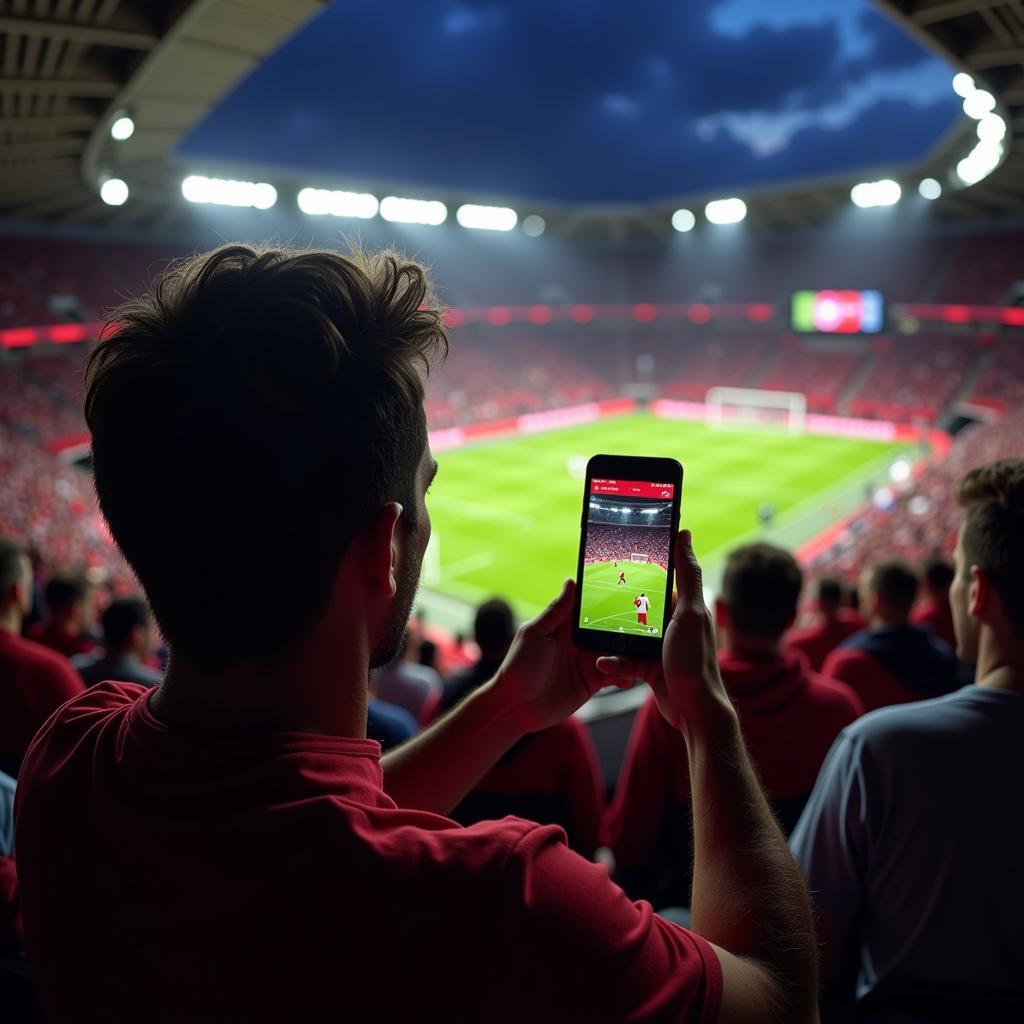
(0, 536), (32, 625)
(44, 572), (95, 632)
(102, 597), (156, 660)
(815, 577), (843, 618)
(921, 557), (955, 600)
(859, 561), (918, 627)
(717, 543), (803, 650)
(951, 459), (1024, 664)
(86, 244), (447, 671)
(474, 599), (516, 663)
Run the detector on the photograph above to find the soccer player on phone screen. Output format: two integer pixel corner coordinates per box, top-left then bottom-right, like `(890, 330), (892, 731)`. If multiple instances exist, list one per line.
(634, 592), (649, 627)
(618, 571), (626, 585)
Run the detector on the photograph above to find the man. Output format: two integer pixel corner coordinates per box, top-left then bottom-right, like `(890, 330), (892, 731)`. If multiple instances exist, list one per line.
(28, 572), (99, 658)
(792, 459), (1024, 1011)
(72, 597), (163, 689)
(618, 570), (626, 585)
(0, 537), (84, 777)
(635, 591), (650, 630)
(787, 576), (863, 671)
(15, 245), (817, 1022)
(605, 543), (862, 909)
(911, 556), (956, 649)
(822, 560), (966, 712)
(372, 623), (442, 721)
(437, 598), (517, 716)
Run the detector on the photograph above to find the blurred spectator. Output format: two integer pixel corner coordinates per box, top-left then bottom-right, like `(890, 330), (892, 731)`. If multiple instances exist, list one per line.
(432, 599), (604, 858)
(1, 769), (20, 952)
(438, 598), (518, 715)
(365, 699), (417, 752)
(787, 576), (863, 671)
(418, 637), (439, 673)
(373, 626), (442, 721)
(72, 597), (162, 689)
(604, 543), (862, 908)
(822, 560), (966, 712)
(28, 572), (98, 658)
(792, 459), (1024, 1012)
(0, 537), (84, 777)
(911, 556), (956, 650)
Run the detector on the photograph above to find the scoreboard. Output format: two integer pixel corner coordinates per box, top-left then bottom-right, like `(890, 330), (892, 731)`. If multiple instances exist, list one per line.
(791, 289), (885, 334)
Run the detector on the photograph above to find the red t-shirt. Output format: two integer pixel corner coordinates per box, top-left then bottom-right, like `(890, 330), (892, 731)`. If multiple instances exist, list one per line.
(0, 628), (84, 775)
(604, 649), (863, 872)
(15, 683), (722, 1022)
(452, 716), (605, 858)
(27, 621), (98, 659)
(0, 855), (21, 950)
(786, 612), (863, 672)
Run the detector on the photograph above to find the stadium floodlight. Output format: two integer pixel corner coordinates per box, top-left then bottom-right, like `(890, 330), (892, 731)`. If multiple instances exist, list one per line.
(521, 214), (546, 237)
(297, 187), (378, 218)
(951, 72), (975, 98)
(705, 197), (746, 225)
(379, 196), (447, 225)
(918, 178), (942, 200)
(850, 179), (901, 208)
(99, 177), (128, 206)
(957, 141), (1003, 186)
(889, 458), (912, 484)
(977, 113), (1006, 144)
(671, 208), (696, 232)
(962, 89), (996, 119)
(455, 204), (517, 231)
(181, 175), (277, 209)
(110, 114), (135, 141)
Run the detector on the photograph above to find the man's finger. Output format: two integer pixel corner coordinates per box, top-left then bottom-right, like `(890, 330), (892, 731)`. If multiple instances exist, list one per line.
(673, 529), (705, 611)
(528, 578), (575, 635)
(595, 655), (644, 681)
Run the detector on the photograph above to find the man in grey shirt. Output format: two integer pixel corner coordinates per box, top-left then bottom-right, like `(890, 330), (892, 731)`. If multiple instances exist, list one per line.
(73, 597), (163, 689)
(791, 459), (1024, 1011)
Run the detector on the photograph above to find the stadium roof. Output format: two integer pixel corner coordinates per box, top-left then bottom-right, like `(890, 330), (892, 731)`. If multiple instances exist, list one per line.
(0, 0), (1020, 234)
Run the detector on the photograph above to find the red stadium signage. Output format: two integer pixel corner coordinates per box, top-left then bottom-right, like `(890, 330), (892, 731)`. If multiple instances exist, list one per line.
(590, 479), (675, 499)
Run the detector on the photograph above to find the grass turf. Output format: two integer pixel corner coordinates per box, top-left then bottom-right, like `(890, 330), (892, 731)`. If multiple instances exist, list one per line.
(426, 413), (909, 618)
(580, 561), (669, 637)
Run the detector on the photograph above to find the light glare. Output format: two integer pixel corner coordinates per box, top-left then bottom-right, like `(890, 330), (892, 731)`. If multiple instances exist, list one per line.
(850, 179), (901, 208)
(99, 178), (128, 206)
(977, 113), (1006, 143)
(297, 187), (378, 218)
(963, 89), (996, 119)
(951, 72), (975, 97)
(110, 115), (135, 141)
(455, 203), (518, 231)
(181, 175), (277, 209)
(918, 178), (942, 200)
(704, 197), (746, 225)
(379, 196), (447, 225)
(522, 214), (546, 236)
(671, 208), (696, 232)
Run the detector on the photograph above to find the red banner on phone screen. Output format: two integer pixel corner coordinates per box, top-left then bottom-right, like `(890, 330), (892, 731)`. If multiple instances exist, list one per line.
(590, 479), (675, 499)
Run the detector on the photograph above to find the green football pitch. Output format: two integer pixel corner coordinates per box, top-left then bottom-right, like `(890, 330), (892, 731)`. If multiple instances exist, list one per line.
(580, 561), (670, 638)
(424, 414), (911, 622)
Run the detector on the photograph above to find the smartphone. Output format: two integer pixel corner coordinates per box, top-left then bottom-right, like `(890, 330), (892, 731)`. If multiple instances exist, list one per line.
(572, 454), (683, 659)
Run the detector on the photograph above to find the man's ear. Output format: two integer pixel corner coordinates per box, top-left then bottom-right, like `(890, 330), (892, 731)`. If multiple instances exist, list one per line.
(363, 502), (405, 598)
(968, 565), (988, 620)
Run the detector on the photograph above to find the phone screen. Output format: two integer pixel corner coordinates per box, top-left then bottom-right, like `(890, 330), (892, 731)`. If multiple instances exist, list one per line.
(578, 477), (676, 639)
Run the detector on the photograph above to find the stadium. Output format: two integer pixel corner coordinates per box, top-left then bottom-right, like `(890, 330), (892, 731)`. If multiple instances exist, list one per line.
(1, 1), (1023, 1020)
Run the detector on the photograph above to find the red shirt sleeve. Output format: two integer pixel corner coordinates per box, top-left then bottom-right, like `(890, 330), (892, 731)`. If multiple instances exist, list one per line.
(602, 695), (685, 868)
(502, 824), (722, 1022)
(557, 717), (605, 859)
(24, 651), (85, 726)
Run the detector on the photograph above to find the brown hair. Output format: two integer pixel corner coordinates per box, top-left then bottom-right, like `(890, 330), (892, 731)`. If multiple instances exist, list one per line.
(956, 458), (1024, 633)
(86, 243), (447, 668)
(866, 560), (919, 620)
(721, 542), (803, 639)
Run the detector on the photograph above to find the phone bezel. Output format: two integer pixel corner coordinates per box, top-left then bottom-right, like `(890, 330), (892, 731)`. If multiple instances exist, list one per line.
(571, 453), (683, 659)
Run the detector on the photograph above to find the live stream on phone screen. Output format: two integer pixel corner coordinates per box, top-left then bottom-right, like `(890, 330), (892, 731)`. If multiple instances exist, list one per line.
(579, 478), (675, 638)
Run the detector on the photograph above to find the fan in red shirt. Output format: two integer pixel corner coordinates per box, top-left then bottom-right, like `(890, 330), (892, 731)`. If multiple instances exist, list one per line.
(605, 543), (862, 909)
(15, 245), (818, 1023)
(910, 556), (957, 650)
(27, 572), (100, 659)
(786, 576), (863, 671)
(822, 560), (966, 712)
(0, 537), (85, 778)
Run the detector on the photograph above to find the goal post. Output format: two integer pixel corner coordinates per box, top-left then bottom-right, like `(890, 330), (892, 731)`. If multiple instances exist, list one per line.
(705, 387), (807, 435)
(629, 553), (649, 564)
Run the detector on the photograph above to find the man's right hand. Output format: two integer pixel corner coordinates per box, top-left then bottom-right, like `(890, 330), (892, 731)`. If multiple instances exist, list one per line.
(597, 529), (735, 739)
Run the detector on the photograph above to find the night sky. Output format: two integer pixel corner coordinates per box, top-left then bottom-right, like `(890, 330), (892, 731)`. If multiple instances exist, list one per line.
(180, 0), (960, 205)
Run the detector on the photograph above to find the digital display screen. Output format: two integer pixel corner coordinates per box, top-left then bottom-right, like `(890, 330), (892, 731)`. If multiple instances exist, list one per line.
(579, 479), (674, 638)
(791, 289), (885, 334)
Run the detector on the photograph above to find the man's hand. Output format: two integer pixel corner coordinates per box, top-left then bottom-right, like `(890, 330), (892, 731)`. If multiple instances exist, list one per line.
(596, 530), (732, 738)
(486, 578), (629, 735)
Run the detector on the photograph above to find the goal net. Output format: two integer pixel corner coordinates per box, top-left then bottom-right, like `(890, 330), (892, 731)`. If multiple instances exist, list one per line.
(630, 553), (649, 564)
(705, 387), (807, 435)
